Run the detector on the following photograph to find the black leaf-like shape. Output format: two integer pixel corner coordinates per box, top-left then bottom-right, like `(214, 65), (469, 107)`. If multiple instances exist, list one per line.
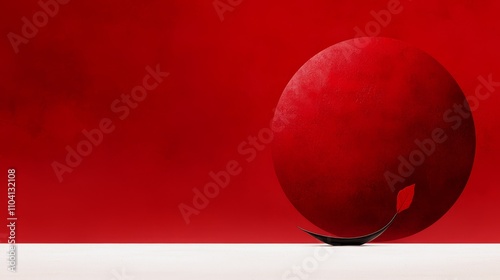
(299, 214), (398, 246)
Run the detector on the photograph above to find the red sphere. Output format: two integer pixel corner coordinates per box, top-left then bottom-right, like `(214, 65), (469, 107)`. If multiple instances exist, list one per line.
(272, 37), (475, 241)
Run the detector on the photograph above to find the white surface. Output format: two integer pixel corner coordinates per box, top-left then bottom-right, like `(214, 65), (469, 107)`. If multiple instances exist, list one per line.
(1, 244), (500, 279)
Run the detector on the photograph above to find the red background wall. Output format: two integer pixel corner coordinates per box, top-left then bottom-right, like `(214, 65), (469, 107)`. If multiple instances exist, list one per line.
(0, 0), (499, 243)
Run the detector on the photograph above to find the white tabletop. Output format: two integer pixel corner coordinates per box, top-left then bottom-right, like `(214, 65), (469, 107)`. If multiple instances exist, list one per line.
(1, 244), (499, 279)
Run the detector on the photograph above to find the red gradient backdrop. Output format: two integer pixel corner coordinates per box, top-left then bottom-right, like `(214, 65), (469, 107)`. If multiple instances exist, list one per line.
(0, 0), (499, 243)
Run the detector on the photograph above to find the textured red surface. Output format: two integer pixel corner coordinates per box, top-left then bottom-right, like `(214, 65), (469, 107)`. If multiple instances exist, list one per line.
(272, 38), (475, 241)
(0, 0), (499, 243)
